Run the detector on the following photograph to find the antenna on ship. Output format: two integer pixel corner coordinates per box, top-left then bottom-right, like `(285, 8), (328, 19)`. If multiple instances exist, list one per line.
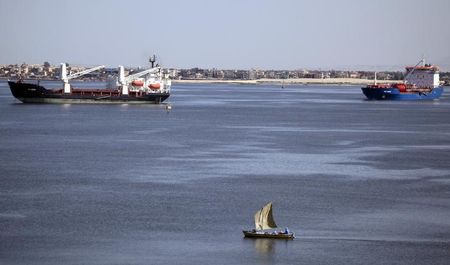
(149, 54), (156, 68)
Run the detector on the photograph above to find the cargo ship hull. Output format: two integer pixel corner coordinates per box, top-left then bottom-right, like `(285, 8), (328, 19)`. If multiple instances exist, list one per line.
(8, 81), (170, 104)
(361, 86), (443, 100)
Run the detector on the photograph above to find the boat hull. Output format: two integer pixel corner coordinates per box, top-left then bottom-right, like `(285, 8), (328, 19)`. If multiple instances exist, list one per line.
(242, 230), (295, 239)
(8, 81), (170, 104)
(361, 86), (443, 100)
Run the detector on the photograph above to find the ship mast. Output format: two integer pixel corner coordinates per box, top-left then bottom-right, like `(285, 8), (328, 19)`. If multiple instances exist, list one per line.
(149, 55), (156, 68)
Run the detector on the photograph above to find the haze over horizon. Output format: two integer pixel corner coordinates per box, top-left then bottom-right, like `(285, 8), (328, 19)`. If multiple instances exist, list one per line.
(1, 0), (450, 71)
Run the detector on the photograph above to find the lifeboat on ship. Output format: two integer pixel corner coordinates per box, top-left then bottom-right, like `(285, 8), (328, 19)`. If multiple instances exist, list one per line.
(148, 83), (161, 90)
(131, 80), (144, 87)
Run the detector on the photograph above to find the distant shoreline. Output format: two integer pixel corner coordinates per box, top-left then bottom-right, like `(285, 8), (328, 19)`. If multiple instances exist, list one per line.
(0, 77), (402, 86)
(173, 78), (402, 86)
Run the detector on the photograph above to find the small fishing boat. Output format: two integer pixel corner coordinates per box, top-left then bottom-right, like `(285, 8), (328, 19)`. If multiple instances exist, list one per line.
(243, 202), (295, 239)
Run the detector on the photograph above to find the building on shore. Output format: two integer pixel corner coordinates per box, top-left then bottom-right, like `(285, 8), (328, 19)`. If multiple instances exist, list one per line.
(5, 63), (449, 84)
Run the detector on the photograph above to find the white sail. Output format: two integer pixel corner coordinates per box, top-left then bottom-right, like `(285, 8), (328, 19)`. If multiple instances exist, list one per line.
(254, 202), (277, 230)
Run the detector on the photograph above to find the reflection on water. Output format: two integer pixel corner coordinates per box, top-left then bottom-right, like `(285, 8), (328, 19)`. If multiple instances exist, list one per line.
(254, 239), (275, 255)
(251, 238), (293, 255)
(249, 238), (293, 265)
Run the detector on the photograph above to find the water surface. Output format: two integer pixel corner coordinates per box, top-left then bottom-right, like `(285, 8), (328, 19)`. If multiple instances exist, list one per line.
(1, 81), (449, 264)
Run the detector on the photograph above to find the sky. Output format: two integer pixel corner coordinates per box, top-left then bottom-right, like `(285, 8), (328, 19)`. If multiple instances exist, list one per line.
(1, 0), (450, 70)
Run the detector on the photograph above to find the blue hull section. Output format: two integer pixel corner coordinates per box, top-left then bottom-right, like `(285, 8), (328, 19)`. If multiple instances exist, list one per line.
(361, 86), (444, 100)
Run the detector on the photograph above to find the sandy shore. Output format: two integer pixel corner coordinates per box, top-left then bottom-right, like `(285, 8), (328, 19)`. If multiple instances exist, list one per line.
(173, 78), (402, 85)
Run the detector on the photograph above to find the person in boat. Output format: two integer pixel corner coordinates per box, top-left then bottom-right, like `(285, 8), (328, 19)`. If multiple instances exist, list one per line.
(284, 227), (290, 234)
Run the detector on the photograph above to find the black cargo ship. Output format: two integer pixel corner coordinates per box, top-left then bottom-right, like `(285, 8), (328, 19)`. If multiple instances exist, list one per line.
(8, 60), (171, 104)
(8, 80), (170, 104)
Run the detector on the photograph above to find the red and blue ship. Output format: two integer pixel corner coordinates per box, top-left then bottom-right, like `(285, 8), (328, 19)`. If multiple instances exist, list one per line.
(362, 61), (444, 100)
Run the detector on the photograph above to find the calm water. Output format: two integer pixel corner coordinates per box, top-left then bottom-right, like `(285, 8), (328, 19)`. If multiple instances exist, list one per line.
(1, 81), (449, 265)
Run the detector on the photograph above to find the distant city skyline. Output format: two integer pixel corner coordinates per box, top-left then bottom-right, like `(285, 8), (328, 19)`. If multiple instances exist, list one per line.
(1, 0), (450, 70)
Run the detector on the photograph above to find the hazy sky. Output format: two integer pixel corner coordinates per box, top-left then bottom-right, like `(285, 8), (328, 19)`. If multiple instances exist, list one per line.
(1, 0), (449, 70)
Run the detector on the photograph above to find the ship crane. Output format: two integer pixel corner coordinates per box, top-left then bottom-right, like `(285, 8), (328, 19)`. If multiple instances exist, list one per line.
(117, 65), (161, 95)
(60, 63), (105, 93)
